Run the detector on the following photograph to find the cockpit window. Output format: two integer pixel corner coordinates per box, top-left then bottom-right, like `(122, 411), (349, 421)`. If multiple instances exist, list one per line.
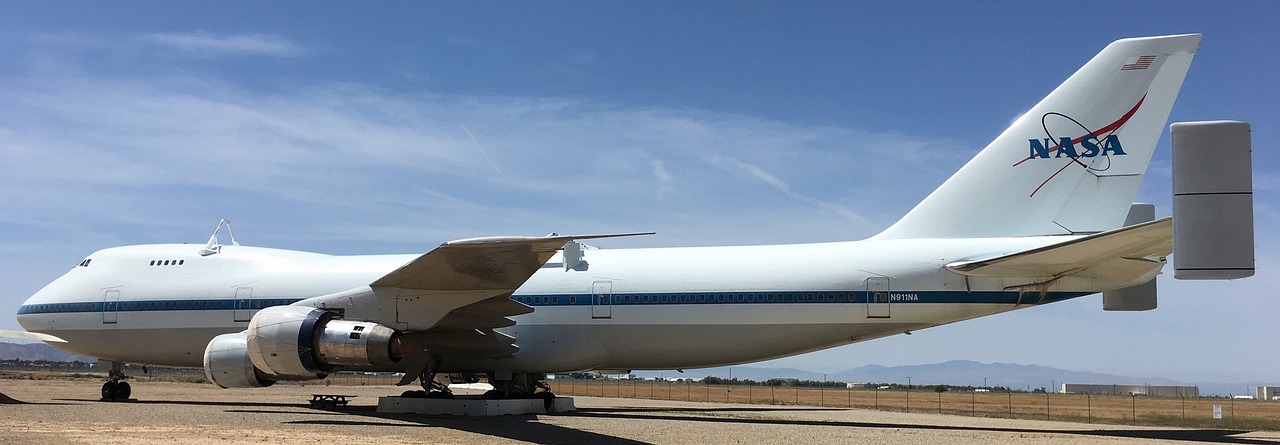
(78, 259), (92, 267)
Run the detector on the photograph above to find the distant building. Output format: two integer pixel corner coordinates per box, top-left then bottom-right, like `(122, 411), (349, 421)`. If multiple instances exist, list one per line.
(1258, 387), (1280, 401)
(1062, 383), (1198, 397)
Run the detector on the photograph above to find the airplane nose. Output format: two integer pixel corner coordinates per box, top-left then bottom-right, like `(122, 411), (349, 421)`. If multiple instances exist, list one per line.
(16, 271), (73, 331)
(16, 291), (44, 330)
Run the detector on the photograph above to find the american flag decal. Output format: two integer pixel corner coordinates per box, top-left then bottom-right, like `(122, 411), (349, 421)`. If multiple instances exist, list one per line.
(1121, 55), (1156, 71)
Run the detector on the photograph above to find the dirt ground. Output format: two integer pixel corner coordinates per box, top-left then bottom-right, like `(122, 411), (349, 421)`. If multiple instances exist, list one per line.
(2, 379), (1278, 445)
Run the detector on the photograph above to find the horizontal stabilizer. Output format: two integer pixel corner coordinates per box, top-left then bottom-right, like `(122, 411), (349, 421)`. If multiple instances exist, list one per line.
(947, 218), (1171, 284)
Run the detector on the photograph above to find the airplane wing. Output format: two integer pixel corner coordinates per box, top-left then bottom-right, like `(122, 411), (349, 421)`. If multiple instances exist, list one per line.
(946, 218), (1171, 284)
(0, 329), (66, 343)
(373, 233), (650, 291)
(368, 232), (651, 360)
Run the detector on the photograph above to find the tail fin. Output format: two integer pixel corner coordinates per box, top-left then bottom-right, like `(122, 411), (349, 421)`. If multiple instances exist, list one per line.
(876, 34), (1200, 239)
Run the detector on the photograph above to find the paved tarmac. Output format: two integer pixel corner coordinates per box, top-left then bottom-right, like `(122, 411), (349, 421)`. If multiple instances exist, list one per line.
(1, 380), (1278, 444)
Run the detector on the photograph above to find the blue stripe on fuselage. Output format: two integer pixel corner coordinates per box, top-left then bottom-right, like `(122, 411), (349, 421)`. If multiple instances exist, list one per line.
(16, 290), (1088, 315)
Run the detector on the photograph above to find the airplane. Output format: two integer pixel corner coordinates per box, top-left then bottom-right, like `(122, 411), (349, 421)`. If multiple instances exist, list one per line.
(9, 34), (1200, 403)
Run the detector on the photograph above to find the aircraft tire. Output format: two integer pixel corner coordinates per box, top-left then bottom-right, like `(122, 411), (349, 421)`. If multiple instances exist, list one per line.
(101, 381), (117, 400)
(116, 382), (131, 400)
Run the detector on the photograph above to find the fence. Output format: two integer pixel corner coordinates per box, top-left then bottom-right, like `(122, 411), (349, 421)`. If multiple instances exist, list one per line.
(547, 379), (1280, 430)
(7, 365), (1275, 430)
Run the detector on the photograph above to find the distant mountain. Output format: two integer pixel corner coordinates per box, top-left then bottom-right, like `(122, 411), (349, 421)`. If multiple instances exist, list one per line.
(830, 360), (1184, 390)
(0, 342), (92, 362)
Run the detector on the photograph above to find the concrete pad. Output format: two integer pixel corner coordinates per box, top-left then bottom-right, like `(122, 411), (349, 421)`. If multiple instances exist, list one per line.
(548, 396), (576, 413)
(377, 395), (576, 416)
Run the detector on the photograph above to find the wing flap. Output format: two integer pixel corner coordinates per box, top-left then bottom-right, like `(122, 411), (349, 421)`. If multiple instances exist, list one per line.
(409, 328), (520, 358)
(366, 232), (648, 361)
(946, 217), (1171, 283)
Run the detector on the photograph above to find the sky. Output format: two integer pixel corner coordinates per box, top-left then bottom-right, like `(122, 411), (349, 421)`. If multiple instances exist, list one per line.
(1, 1), (1277, 385)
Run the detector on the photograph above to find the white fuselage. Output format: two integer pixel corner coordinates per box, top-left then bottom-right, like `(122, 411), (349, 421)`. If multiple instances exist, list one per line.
(17, 237), (1093, 373)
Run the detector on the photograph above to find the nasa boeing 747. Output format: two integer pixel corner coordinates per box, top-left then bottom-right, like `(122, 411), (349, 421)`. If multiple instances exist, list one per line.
(12, 34), (1200, 402)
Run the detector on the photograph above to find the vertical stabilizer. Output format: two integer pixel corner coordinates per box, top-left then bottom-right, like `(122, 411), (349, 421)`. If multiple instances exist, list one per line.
(877, 34), (1200, 239)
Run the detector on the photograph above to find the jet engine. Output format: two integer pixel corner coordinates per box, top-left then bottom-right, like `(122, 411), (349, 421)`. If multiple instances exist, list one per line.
(203, 332), (278, 388)
(245, 306), (404, 378)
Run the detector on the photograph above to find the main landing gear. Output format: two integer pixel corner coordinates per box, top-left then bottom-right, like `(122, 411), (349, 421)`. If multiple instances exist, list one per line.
(399, 355), (455, 399)
(483, 374), (556, 409)
(100, 361), (132, 402)
(394, 356), (556, 409)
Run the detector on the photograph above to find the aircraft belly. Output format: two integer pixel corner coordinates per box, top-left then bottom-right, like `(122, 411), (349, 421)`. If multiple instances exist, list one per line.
(452, 302), (1021, 373)
(19, 311), (242, 368)
(32, 326), (235, 368)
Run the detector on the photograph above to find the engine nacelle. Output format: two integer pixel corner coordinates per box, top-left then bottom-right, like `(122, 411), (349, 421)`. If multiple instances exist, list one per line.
(246, 306), (404, 377)
(203, 332), (277, 388)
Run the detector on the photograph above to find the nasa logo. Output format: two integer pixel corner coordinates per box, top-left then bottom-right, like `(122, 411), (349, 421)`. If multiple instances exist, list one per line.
(1027, 134), (1127, 159)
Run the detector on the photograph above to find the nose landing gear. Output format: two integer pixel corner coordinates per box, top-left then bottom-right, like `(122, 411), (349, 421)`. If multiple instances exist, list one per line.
(99, 361), (132, 402)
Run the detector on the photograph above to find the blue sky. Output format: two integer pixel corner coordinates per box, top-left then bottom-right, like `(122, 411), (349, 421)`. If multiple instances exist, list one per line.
(1, 1), (1277, 384)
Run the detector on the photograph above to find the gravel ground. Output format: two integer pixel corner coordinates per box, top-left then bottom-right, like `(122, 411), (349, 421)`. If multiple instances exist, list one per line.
(1, 379), (1277, 445)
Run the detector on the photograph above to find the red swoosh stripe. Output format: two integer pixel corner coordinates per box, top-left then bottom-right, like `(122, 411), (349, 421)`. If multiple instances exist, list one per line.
(1012, 94), (1147, 168)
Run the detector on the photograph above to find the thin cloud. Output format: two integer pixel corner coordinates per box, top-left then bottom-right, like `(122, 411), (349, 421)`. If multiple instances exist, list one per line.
(705, 155), (877, 230)
(648, 157), (676, 201)
(460, 124), (503, 174)
(140, 32), (305, 58)
(0, 70), (953, 251)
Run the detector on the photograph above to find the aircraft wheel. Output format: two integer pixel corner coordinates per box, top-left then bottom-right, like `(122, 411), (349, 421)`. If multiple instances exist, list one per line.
(536, 391), (555, 410)
(101, 381), (117, 400)
(116, 381), (131, 400)
(480, 389), (504, 400)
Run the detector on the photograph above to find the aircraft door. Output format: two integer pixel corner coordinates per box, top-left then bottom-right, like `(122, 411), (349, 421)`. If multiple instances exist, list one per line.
(102, 289), (120, 324)
(591, 280), (612, 319)
(234, 287), (253, 322)
(866, 277), (891, 318)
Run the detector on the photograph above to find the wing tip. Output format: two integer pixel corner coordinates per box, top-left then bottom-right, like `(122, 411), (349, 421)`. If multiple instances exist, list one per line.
(0, 330), (67, 343)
